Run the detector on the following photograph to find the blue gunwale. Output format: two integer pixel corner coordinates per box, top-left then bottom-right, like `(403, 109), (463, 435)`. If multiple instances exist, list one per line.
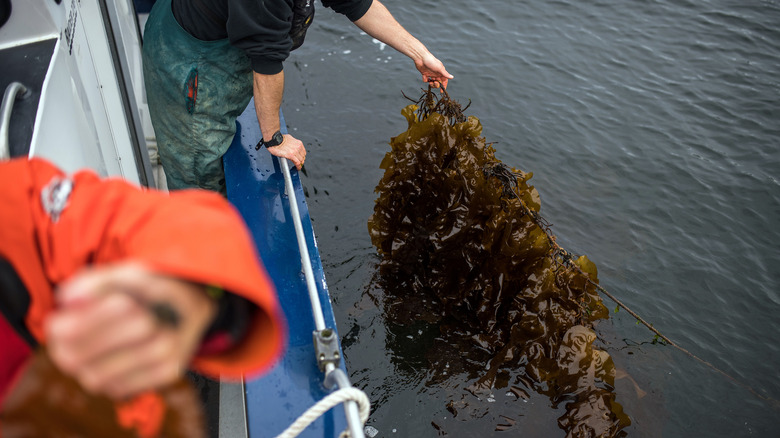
(223, 100), (349, 437)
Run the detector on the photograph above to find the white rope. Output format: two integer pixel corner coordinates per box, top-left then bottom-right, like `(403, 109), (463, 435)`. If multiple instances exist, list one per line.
(274, 387), (371, 438)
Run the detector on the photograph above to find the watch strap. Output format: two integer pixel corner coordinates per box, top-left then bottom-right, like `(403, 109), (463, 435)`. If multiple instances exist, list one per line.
(255, 130), (284, 150)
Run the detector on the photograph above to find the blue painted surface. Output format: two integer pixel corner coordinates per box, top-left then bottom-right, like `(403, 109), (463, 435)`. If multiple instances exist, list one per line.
(223, 101), (348, 437)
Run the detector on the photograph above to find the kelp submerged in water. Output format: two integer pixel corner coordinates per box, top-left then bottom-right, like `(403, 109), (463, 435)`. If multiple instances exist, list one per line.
(368, 89), (631, 437)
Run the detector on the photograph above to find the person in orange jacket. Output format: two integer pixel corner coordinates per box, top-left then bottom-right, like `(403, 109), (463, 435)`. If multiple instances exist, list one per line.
(0, 157), (286, 435)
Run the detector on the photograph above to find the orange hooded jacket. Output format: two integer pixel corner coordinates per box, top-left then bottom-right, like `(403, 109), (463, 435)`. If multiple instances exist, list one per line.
(0, 157), (286, 401)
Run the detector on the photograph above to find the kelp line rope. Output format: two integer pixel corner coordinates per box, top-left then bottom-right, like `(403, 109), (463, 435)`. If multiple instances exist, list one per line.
(488, 163), (780, 408)
(406, 86), (780, 409)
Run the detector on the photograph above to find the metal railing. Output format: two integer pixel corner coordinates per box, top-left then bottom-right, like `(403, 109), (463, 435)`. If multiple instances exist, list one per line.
(0, 81), (29, 160)
(278, 157), (368, 438)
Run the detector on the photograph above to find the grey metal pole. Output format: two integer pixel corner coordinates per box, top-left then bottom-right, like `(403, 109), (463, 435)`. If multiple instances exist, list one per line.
(0, 82), (29, 160)
(279, 157), (366, 438)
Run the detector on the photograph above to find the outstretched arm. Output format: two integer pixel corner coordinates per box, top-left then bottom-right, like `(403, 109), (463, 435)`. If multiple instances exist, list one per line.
(253, 71), (307, 169)
(353, 0), (453, 88)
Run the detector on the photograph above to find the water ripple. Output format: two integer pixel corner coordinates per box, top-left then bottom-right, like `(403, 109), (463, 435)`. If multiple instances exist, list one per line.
(287, 0), (780, 435)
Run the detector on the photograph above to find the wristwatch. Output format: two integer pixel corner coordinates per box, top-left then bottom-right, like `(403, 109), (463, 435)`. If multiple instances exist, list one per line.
(255, 130), (284, 150)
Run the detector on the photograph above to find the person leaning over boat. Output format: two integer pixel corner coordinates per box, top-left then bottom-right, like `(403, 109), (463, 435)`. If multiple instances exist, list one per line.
(0, 157), (286, 433)
(142, 0), (453, 193)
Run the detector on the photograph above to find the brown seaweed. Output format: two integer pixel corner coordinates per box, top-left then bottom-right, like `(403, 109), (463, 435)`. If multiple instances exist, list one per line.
(368, 89), (631, 437)
(1, 349), (206, 438)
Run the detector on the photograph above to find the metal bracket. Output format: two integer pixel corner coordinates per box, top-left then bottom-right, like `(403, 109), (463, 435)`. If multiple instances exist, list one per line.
(313, 328), (341, 372)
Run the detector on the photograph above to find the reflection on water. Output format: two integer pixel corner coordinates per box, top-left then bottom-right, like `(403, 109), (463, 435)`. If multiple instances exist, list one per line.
(368, 91), (630, 436)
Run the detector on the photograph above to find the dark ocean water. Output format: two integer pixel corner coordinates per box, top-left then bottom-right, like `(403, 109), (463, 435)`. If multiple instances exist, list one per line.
(281, 0), (780, 436)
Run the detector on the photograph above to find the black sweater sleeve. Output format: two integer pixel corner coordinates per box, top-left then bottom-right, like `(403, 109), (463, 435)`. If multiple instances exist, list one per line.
(321, 0), (373, 22)
(173, 0), (374, 75)
(228, 0), (293, 74)
(233, 0), (373, 74)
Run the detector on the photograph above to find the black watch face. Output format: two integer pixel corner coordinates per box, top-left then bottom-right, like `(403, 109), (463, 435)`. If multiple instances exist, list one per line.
(272, 131), (284, 146)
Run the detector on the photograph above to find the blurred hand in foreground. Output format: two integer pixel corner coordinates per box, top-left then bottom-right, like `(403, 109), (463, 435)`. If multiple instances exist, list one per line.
(45, 263), (217, 400)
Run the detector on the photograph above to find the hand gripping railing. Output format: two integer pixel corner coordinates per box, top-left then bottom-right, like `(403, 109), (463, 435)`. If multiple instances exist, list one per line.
(275, 157), (369, 438)
(0, 82), (30, 160)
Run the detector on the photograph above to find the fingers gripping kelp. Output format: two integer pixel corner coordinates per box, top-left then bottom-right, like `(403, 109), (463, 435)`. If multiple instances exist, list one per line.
(368, 89), (631, 436)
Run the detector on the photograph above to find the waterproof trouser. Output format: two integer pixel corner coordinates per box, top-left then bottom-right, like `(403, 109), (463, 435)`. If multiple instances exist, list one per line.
(143, 0), (252, 193)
